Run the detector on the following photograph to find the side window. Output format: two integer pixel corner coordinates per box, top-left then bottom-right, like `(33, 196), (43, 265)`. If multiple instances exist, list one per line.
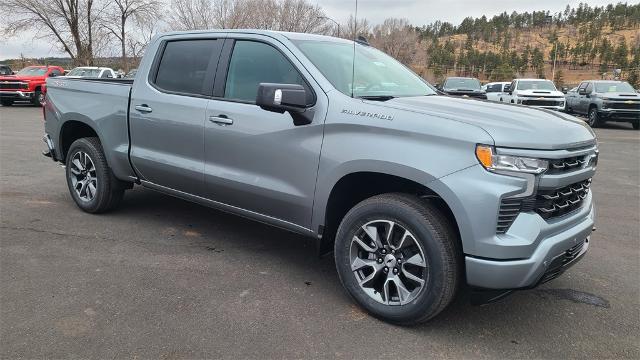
(154, 39), (222, 96)
(100, 70), (111, 78)
(224, 40), (312, 104)
(585, 82), (593, 93)
(578, 82), (588, 92)
(51, 69), (62, 77)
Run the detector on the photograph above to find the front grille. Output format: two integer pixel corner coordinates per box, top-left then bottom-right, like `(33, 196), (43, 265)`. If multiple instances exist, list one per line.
(547, 155), (590, 174)
(522, 99), (561, 106)
(535, 179), (591, 220)
(606, 102), (640, 110)
(0, 82), (28, 90)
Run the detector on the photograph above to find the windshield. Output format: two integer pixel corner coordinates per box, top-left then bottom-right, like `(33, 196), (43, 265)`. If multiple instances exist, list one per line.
(67, 68), (101, 77)
(444, 78), (481, 91)
(17, 67), (47, 76)
(293, 40), (435, 98)
(517, 80), (557, 91)
(594, 82), (635, 93)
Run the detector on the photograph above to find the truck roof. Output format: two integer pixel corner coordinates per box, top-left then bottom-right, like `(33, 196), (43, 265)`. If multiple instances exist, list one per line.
(158, 29), (351, 44)
(516, 78), (552, 81)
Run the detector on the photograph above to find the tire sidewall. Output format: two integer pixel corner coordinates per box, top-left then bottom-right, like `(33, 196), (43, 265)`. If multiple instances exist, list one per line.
(335, 200), (451, 323)
(588, 108), (599, 127)
(65, 139), (108, 213)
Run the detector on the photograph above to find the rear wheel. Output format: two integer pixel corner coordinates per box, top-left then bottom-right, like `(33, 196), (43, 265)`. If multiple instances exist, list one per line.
(65, 137), (126, 213)
(334, 193), (461, 325)
(633, 122), (639, 130)
(587, 107), (602, 128)
(0, 99), (13, 106)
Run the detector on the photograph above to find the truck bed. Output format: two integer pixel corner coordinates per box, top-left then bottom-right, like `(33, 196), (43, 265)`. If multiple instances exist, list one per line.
(45, 76), (135, 180)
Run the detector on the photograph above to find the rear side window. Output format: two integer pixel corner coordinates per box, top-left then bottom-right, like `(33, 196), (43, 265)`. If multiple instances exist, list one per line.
(154, 40), (221, 95)
(224, 41), (312, 104)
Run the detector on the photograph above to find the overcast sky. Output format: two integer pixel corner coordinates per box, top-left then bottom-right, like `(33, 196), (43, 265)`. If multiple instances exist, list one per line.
(0, 0), (624, 60)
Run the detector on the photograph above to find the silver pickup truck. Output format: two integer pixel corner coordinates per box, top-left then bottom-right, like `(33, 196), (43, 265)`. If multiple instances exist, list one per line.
(43, 30), (598, 324)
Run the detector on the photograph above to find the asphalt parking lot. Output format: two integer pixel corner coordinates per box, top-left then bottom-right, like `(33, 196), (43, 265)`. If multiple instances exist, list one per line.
(1, 104), (639, 359)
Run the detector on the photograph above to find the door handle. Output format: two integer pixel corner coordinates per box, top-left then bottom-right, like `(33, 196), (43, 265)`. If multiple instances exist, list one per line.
(135, 104), (152, 113)
(209, 115), (233, 126)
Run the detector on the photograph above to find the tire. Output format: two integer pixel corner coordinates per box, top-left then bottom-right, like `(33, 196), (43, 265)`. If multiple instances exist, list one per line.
(0, 99), (13, 106)
(632, 122), (639, 130)
(32, 90), (44, 107)
(65, 137), (125, 213)
(587, 107), (601, 128)
(334, 193), (461, 325)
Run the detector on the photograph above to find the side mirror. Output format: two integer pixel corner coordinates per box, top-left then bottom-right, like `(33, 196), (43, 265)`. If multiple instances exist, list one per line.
(503, 85), (511, 93)
(256, 83), (313, 126)
(578, 89), (586, 95)
(562, 87), (568, 94)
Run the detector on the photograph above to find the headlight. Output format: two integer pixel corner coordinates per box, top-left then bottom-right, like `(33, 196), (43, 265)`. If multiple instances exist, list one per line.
(475, 145), (548, 174)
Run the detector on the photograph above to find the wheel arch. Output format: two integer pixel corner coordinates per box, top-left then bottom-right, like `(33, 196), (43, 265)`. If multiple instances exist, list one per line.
(314, 165), (461, 257)
(58, 119), (102, 164)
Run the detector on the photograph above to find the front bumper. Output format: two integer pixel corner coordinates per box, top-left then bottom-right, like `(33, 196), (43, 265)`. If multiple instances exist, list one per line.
(465, 207), (593, 289)
(598, 108), (640, 121)
(429, 145), (597, 290)
(0, 90), (34, 99)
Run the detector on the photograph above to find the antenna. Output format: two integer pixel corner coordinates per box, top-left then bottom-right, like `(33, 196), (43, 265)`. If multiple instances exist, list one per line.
(350, 0), (358, 98)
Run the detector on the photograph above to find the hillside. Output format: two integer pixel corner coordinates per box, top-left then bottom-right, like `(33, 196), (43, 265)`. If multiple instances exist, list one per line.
(414, 3), (640, 87)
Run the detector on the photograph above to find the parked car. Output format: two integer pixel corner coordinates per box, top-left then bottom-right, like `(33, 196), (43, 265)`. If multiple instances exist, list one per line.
(484, 81), (511, 101)
(0, 65), (13, 75)
(0, 65), (64, 106)
(566, 80), (639, 129)
(438, 77), (486, 99)
(124, 69), (137, 79)
(65, 66), (116, 79)
(43, 30), (597, 325)
(492, 78), (566, 111)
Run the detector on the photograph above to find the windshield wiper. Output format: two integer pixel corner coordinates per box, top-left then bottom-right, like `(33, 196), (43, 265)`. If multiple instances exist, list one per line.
(358, 95), (396, 101)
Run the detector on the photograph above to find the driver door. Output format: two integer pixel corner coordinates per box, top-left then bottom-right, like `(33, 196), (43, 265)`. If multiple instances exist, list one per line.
(203, 37), (327, 230)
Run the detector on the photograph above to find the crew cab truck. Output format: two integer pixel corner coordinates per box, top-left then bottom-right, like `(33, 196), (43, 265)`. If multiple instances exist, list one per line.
(43, 30), (598, 325)
(0, 65), (64, 106)
(565, 80), (640, 129)
(495, 78), (566, 111)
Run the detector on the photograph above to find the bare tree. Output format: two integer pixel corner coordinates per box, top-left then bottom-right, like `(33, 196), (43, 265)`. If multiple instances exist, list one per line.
(103, 0), (161, 71)
(371, 18), (418, 64)
(1, 0), (100, 65)
(341, 15), (371, 40)
(167, 0), (330, 34)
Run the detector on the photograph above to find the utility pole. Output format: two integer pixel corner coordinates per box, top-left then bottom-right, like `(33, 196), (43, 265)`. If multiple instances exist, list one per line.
(552, 42), (558, 81)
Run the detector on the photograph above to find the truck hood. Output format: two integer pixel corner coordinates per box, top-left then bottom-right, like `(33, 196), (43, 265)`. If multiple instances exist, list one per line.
(0, 75), (43, 81)
(515, 89), (565, 97)
(378, 95), (596, 150)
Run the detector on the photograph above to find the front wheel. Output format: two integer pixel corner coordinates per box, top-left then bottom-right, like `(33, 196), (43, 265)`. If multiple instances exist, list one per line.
(334, 193), (461, 325)
(633, 122), (639, 130)
(65, 137), (126, 213)
(587, 107), (601, 128)
(32, 90), (44, 106)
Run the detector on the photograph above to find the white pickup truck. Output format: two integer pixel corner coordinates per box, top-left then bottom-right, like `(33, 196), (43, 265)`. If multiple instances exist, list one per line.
(490, 79), (566, 111)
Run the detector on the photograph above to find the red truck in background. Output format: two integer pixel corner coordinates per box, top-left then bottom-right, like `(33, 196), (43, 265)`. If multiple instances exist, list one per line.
(0, 65), (65, 107)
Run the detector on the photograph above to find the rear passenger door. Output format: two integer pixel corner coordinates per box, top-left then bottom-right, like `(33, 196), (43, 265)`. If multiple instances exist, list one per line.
(203, 36), (327, 230)
(129, 37), (224, 196)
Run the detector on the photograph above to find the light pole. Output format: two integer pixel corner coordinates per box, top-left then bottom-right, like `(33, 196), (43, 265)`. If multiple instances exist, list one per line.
(318, 16), (340, 37)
